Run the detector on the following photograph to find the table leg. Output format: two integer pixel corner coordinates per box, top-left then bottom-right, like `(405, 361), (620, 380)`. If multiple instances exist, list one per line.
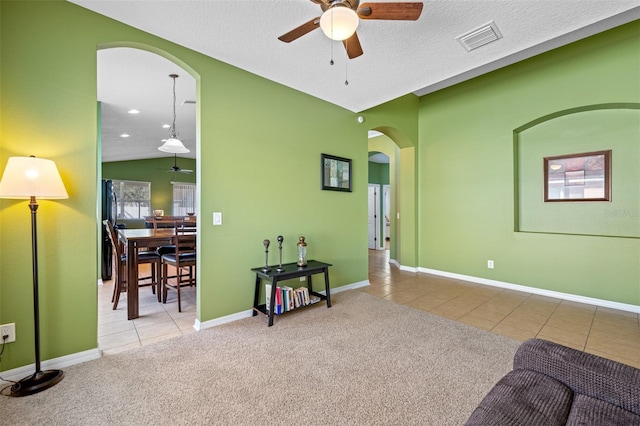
(323, 267), (332, 308)
(253, 275), (261, 317)
(126, 240), (140, 320)
(268, 278), (278, 327)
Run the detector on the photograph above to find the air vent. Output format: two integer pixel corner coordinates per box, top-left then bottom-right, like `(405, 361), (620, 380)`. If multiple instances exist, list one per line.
(456, 21), (502, 52)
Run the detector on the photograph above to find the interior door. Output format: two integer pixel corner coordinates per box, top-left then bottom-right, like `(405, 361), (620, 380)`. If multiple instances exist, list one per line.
(368, 184), (379, 249)
(383, 184), (390, 247)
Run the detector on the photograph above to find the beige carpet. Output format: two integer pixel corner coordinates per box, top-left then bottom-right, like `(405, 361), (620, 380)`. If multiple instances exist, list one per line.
(1, 291), (521, 425)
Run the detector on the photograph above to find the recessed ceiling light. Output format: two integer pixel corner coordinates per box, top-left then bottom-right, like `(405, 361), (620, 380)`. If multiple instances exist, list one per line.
(162, 124), (170, 129)
(128, 109), (140, 114)
(120, 134), (130, 138)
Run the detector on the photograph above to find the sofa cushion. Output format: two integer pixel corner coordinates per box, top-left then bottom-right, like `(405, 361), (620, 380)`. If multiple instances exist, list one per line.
(514, 339), (640, 416)
(567, 394), (640, 426)
(465, 369), (573, 426)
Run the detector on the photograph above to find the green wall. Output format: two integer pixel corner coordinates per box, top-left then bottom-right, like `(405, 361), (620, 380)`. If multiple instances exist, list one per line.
(0, 1), (382, 371)
(368, 161), (390, 185)
(418, 20), (640, 305)
(102, 157), (197, 228)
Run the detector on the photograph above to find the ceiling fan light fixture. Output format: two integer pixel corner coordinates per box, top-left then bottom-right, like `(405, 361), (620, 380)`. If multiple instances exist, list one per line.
(320, 6), (359, 41)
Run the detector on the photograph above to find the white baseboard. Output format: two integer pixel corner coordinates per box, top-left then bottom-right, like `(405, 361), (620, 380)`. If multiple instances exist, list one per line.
(195, 309), (254, 331)
(326, 279), (370, 293)
(0, 348), (101, 384)
(400, 264), (418, 273)
(417, 266), (640, 314)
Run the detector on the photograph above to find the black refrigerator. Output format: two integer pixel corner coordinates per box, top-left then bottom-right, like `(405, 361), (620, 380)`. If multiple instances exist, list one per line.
(101, 179), (119, 280)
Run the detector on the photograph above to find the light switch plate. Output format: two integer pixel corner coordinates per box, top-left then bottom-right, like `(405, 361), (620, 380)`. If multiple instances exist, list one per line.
(213, 212), (222, 225)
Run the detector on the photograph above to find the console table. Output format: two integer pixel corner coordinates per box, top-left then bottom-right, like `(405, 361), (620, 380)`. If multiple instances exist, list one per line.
(251, 260), (332, 326)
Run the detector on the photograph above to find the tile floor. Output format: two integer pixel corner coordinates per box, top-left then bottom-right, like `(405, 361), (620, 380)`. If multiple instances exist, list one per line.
(98, 264), (197, 355)
(364, 249), (640, 368)
(99, 250), (640, 369)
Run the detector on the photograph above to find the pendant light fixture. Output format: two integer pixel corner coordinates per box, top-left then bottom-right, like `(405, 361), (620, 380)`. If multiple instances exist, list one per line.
(158, 74), (190, 154)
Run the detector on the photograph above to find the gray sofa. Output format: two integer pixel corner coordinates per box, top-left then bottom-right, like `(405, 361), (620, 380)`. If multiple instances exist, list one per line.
(466, 338), (640, 425)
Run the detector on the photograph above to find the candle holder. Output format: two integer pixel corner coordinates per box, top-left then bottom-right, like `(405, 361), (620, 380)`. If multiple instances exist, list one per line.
(297, 236), (307, 267)
(276, 235), (286, 272)
(262, 239), (271, 272)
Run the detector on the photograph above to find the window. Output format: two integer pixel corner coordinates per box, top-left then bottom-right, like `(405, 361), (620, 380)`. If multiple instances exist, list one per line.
(112, 180), (151, 220)
(172, 182), (197, 216)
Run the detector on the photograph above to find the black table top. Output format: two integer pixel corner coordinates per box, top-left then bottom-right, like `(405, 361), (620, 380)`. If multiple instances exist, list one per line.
(251, 260), (332, 279)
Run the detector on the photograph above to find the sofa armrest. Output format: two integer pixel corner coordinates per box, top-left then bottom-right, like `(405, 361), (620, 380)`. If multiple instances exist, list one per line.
(514, 339), (640, 416)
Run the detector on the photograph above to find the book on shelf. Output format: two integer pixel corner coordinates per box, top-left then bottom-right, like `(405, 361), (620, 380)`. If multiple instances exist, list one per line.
(265, 284), (317, 314)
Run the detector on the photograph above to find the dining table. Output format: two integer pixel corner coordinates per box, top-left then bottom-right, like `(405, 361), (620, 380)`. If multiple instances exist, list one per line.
(117, 228), (186, 320)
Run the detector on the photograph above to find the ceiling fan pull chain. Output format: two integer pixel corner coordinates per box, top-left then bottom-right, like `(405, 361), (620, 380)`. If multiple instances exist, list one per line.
(344, 39), (349, 86)
(329, 7), (336, 66)
(330, 38), (334, 66)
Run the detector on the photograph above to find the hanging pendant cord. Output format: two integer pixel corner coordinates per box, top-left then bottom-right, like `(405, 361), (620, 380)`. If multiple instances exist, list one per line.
(169, 74), (178, 139)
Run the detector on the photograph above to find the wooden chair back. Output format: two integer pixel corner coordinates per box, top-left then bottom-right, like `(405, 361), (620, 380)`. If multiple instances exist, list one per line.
(103, 220), (123, 264)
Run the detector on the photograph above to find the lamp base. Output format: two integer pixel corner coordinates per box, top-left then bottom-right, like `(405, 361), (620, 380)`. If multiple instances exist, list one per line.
(9, 369), (64, 397)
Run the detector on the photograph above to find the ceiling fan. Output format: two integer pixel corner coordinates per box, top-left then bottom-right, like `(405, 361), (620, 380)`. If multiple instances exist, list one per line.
(278, 0), (423, 59)
(165, 154), (193, 174)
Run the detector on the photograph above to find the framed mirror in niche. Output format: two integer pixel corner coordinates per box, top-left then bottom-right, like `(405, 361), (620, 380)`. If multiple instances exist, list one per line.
(544, 150), (611, 202)
(321, 153), (352, 192)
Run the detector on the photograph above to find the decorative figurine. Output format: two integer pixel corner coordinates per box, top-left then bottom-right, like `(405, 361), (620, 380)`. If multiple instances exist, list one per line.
(297, 236), (307, 267)
(262, 239), (271, 272)
(276, 235), (286, 272)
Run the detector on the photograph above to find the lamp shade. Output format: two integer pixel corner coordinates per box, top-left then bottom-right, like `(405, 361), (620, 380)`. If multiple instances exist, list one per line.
(0, 156), (68, 199)
(320, 6), (359, 41)
(158, 138), (190, 154)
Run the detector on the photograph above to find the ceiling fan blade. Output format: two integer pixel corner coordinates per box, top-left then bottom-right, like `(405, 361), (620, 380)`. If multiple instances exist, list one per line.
(357, 2), (423, 20)
(278, 17), (321, 43)
(343, 32), (363, 59)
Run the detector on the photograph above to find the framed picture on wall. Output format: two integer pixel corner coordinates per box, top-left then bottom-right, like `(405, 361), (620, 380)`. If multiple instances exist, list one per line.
(544, 150), (611, 202)
(321, 153), (352, 192)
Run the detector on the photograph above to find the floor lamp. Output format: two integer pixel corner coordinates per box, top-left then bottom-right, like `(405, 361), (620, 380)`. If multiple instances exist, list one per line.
(0, 156), (68, 397)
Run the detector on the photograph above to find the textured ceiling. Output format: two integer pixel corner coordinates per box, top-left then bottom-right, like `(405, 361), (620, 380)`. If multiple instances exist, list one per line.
(68, 0), (640, 162)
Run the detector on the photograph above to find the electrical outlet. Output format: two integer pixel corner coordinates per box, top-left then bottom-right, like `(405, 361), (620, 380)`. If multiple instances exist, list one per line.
(1, 323), (16, 343)
(487, 260), (494, 269)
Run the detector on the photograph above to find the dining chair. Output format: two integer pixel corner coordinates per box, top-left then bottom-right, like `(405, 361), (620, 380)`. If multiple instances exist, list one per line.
(160, 226), (196, 312)
(103, 220), (162, 310)
(151, 216), (184, 229)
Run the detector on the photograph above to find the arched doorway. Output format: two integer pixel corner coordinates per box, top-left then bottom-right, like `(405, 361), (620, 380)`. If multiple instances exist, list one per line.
(97, 45), (200, 353)
(367, 127), (417, 270)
